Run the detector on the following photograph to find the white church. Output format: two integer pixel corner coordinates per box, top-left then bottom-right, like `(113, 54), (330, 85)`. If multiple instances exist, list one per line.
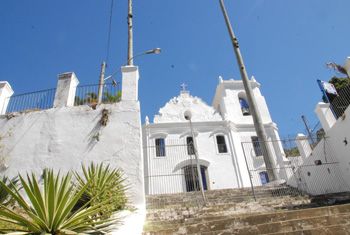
(143, 76), (289, 195)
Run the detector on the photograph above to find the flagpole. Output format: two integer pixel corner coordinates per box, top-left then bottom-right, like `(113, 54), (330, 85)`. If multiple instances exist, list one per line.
(317, 79), (337, 117)
(317, 80), (331, 104)
(219, 0), (276, 181)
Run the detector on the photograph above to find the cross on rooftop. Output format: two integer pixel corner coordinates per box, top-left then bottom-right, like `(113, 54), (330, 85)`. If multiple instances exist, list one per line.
(180, 83), (188, 92)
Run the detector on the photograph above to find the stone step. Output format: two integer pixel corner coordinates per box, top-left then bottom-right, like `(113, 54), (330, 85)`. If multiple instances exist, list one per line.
(146, 187), (301, 203)
(144, 213), (350, 235)
(199, 223), (350, 235)
(147, 194), (308, 210)
(264, 223), (350, 235)
(146, 196), (310, 221)
(143, 204), (350, 234)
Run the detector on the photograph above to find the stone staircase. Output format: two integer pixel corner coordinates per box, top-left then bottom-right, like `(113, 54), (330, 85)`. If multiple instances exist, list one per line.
(143, 187), (350, 234)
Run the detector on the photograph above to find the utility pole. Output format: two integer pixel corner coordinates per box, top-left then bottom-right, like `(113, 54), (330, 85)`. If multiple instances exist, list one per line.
(188, 116), (207, 204)
(219, 0), (276, 181)
(97, 61), (107, 104)
(127, 0), (134, 65)
(301, 115), (315, 145)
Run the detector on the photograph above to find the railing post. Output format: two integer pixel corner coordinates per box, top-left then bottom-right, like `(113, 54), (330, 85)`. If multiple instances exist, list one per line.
(295, 134), (312, 160)
(53, 72), (79, 108)
(121, 66), (139, 101)
(315, 102), (336, 132)
(0, 81), (14, 115)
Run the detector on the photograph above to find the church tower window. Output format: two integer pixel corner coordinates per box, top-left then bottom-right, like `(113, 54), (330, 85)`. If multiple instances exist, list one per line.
(239, 97), (251, 116)
(155, 138), (166, 157)
(216, 135), (228, 153)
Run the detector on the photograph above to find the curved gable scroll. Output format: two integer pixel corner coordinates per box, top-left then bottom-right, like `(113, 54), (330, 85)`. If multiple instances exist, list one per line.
(209, 129), (230, 137)
(173, 159), (210, 173)
(153, 93), (223, 123)
(149, 132), (168, 139)
(179, 131), (199, 139)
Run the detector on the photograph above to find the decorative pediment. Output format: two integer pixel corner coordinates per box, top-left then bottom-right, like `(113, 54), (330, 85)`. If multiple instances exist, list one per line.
(153, 92), (223, 123)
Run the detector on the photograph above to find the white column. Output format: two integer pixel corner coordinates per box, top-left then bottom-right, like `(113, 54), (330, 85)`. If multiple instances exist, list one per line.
(0, 81), (14, 115)
(315, 102), (336, 132)
(295, 133), (312, 160)
(121, 66), (139, 101)
(53, 72), (79, 108)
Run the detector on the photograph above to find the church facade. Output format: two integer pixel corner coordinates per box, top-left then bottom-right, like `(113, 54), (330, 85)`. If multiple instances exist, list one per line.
(143, 77), (289, 195)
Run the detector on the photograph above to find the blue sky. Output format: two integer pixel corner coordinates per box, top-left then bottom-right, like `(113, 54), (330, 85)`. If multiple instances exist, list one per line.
(1, 0), (349, 138)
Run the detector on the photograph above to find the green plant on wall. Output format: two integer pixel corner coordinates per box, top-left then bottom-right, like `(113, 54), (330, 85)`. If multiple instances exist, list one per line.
(74, 163), (127, 219)
(86, 92), (98, 103)
(0, 169), (115, 234)
(103, 91), (121, 103)
(0, 176), (18, 207)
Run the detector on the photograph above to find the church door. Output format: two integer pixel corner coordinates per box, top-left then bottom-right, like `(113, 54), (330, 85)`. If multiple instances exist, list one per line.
(183, 165), (208, 192)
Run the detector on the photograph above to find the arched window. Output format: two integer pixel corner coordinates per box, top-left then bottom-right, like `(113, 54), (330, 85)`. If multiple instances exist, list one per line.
(239, 97), (251, 116)
(155, 138), (166, 157)
(186, 136), (195, 155)
(251, 136), (262, 156)
(216, 135), (228, 153)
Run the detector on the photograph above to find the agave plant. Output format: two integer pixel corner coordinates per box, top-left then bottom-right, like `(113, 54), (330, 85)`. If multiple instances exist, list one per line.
(74, 163), (127, 219)
(0, 176), (19, 206)
(0, 169), (114, 234)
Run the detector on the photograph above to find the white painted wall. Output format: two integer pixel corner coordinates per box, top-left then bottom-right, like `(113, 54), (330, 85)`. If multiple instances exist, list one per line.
(143, 123), (241, 195)
(0, 101), (145, 207)
(143, 78), (286, 194)
(212, 79), (273, 125)
(294, 102), (350, 195)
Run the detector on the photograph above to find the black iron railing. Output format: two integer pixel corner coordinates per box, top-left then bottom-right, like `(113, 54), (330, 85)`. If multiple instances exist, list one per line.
(4, 82), (121, 114)
(74, 82), (121, 106)
(6, 88), (56, 113)
(331, 84), (350, 118)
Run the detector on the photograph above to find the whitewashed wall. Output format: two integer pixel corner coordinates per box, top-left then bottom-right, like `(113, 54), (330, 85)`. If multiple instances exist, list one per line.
(293, 103), (350, 195)
(143, 124), (241, 195)
(325, 106), (350, 185)
(143, 78), (287, 194)
(0, 101), (145, 206)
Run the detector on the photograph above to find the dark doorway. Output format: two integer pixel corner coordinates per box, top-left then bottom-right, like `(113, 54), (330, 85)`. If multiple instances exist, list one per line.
(183, 165), (208, 192)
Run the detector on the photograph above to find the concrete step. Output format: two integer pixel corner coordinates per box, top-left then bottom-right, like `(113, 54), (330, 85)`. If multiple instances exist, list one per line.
(146, 187), (302, 208)
(265, 223), (350, 235)
(143, 204), (350, 235)
(199, 223), (350, 235)
(144, 213), (350, 235)
(146, 196), (310, 222)
(147, 194), (308, 210)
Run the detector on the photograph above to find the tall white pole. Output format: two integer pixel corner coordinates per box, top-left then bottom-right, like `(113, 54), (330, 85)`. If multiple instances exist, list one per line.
(219, 0), (276, 181)
(97, 61), (106, 104)
(127, 0), (134, 66)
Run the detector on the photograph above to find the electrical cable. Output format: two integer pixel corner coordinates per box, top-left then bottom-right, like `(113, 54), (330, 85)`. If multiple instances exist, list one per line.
(105, 0), (114, 66)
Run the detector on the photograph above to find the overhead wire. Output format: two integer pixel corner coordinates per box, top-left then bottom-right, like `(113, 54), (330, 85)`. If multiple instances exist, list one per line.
(105, 0), (115, 67)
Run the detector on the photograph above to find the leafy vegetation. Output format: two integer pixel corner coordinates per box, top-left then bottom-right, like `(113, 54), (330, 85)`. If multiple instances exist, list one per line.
(0, 169), (117, 234)
(0, 176), (19, 207)
(74, 163), (127, 219)
(74, 91), (121, 106)
(103, 91), (121, 103)
(284, 147), (300, 157)
(329, 76), (350, 91)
